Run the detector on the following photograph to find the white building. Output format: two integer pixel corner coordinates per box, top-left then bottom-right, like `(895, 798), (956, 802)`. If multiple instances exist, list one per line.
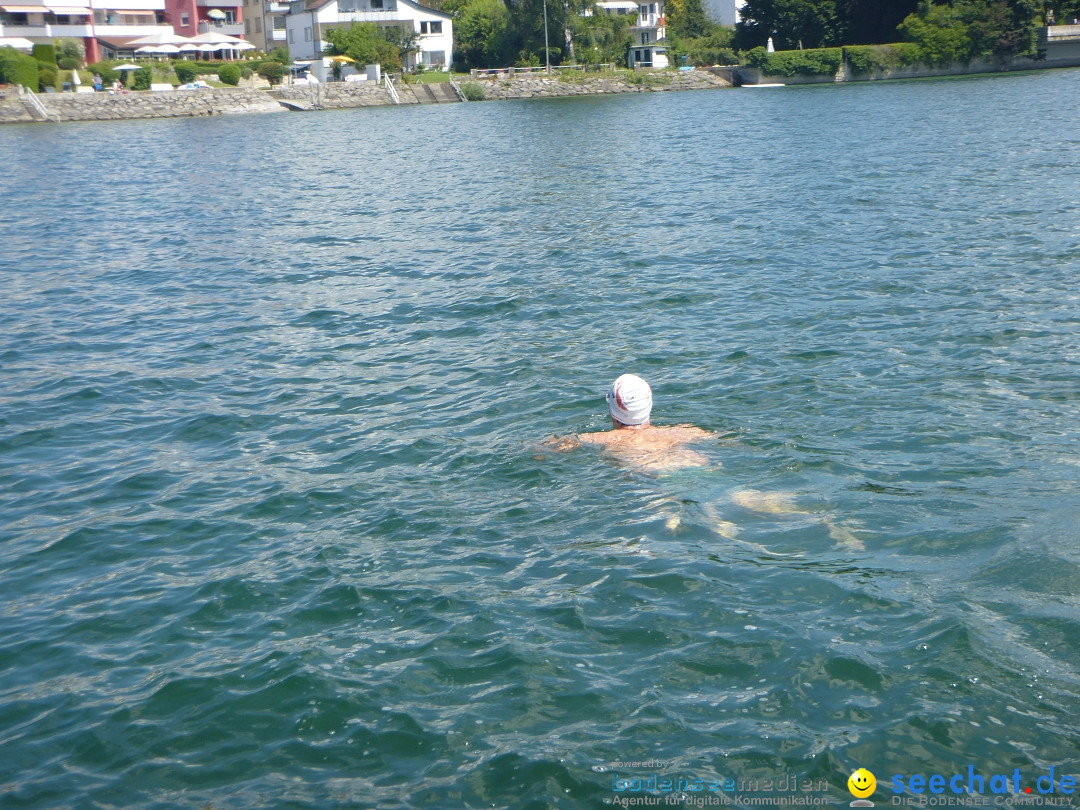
(701, 0), (743, 27)
(285, 0), (451, 71)
(628, 0), (666, 68)
(0, 0), (172, 62)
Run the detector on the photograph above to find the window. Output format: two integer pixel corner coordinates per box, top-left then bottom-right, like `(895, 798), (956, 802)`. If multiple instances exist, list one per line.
(641, 32), (647, 43)
(244, 17), (250, 31)
(180, 11), (189, 25)
(254, 16), (261, 31)
(419, 20), (427, 32)
(370, 0), (382, 8)
(288, 28), (294, 42)
(422, 49), (444, 65)
(430, 20), (440, 33)
(273, 15), (285, 28)
(304, 25), (311, 40)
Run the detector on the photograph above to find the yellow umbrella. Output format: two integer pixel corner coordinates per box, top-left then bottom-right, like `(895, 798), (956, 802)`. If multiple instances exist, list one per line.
(329, 55), (356, 63)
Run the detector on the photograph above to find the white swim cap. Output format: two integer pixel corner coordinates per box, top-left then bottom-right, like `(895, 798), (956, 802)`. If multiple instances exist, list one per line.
(606, 374), (652, 426)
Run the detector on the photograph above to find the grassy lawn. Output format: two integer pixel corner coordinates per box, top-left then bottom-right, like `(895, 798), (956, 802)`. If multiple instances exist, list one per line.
(409, 72), (473, 84)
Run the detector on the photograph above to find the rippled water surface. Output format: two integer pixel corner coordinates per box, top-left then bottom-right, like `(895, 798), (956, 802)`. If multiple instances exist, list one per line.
(2, 70), (1079, 809)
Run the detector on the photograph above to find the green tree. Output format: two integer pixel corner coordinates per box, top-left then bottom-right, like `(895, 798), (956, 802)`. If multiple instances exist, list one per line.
(667, 0), (712, 38)
(456, 0), (512, 67)
(733, 0), (842, 50)
(324, 22), (401, 70)
(55, 37), (84, 62)
(898, 0), (1038, 63)
(574, 4), (634, 65)
(257, 60), (283, 84)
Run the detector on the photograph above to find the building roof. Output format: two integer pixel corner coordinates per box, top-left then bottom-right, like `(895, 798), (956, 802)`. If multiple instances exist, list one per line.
(301, 0), (451, 18)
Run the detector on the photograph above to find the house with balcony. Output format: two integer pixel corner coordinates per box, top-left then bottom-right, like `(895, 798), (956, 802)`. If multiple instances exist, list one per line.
(163, 0), (242, 40)
(241, 0), (286, 52)
(628, 0), (666, 68)
(0, 0), (173, 62)
(284, 0), (451, 70)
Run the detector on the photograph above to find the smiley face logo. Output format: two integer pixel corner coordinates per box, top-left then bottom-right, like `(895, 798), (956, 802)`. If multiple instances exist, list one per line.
(848, 768), (876, 799)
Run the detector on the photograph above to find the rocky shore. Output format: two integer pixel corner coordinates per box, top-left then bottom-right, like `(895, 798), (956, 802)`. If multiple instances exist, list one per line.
(0, 69), (732, 125)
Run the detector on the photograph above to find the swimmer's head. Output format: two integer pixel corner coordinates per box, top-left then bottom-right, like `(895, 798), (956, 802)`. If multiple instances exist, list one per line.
(606, 374), (652, 427)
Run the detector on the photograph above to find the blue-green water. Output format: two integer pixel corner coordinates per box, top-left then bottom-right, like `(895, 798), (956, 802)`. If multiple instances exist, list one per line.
(2, 70), (1079, 809)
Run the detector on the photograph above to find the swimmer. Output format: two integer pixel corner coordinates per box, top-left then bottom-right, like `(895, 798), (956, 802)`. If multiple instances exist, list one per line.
(545, 374), (712, 473)
(545, 374), (864, 549)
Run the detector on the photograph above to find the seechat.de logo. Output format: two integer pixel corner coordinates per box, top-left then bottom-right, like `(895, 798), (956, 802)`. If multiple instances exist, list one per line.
(849, 768), (877, 807)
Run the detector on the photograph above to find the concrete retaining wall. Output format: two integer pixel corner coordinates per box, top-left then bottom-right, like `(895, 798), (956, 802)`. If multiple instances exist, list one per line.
(739, 49), (1080, 85)
(0, 86), (283, 124)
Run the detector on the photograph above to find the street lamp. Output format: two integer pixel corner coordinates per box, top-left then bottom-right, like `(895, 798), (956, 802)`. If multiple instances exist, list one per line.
(543, 0), (550, 73)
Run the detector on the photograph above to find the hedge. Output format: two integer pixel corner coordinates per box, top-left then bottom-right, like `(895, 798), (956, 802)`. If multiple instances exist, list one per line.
(842, 43), (921, 74)
(744, 46), (843, 76)
(32, 43), (56, 65)
(0, 46), (40, 87)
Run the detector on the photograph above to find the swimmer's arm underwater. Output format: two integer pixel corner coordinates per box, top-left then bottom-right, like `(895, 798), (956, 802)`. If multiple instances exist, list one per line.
(541, 434), (584, 452)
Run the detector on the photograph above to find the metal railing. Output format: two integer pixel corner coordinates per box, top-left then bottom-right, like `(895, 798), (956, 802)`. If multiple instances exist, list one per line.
(469, 63), (617, 78)
(23, 87), (59, 122)
(383, 73), (400, 104)
(448, 75), (467, 101)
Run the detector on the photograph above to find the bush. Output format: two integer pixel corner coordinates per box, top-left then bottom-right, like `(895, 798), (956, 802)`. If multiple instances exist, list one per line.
(257, 60), (283, 85)
(132, 65), (152, 90)
(460, 81), (485, 100)
(744, 45), (843, 76)
(239, 63), (253, 79)
(173, 61), (197, 83)
(218, 63), (240, 85)
(58, 56), (80, 70)
(0, 46), (40, 87)
(843, 44), (921, 74)
(32, 43), (56, 65)
(38, 65), (57, 91)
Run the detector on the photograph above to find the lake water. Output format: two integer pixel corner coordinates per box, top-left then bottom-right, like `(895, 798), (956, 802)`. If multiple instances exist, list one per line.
(2, 69), (1079, 809)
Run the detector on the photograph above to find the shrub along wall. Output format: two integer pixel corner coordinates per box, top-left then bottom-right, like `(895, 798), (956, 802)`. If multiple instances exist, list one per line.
(744, 46), (844, 76)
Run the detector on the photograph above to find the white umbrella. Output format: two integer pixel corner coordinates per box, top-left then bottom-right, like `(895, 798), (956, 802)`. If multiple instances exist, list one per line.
(178, 43), (200, 52)
(235, 41), (255, 50)
(71, 68), (81, 85)
(155, 44), (181, 54)
(114, 63), (141, 70)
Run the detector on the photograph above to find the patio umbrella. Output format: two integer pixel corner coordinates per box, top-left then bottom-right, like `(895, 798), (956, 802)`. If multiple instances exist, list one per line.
(71, 67), (81, 86)
(235, 42), (255, 50)
(114, 64), (141, 70)
(330, 55), (356, 63)
(206, 8), (226, 18)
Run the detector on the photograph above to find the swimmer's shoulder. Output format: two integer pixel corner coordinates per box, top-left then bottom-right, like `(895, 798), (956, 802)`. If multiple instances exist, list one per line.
(652, 424), (712, 441)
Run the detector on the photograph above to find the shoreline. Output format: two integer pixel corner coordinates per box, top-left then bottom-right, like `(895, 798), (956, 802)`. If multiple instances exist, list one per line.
(0, 71), (732, 126)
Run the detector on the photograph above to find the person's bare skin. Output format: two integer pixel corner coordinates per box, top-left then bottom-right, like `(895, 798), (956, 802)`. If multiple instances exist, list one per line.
(547, 420), (712, 473)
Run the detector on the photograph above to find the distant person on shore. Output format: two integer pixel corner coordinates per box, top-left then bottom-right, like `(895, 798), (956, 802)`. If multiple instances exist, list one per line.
(93, 73), (103, 92)
(545, 373), (711, 472)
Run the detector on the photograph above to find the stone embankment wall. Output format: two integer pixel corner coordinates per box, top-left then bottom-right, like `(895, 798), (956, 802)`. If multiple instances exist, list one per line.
(269, 82), (396, 109)
(0, 87), (283, 124)
(0, 70), (731, 125)
(465, 70), (731, 100)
